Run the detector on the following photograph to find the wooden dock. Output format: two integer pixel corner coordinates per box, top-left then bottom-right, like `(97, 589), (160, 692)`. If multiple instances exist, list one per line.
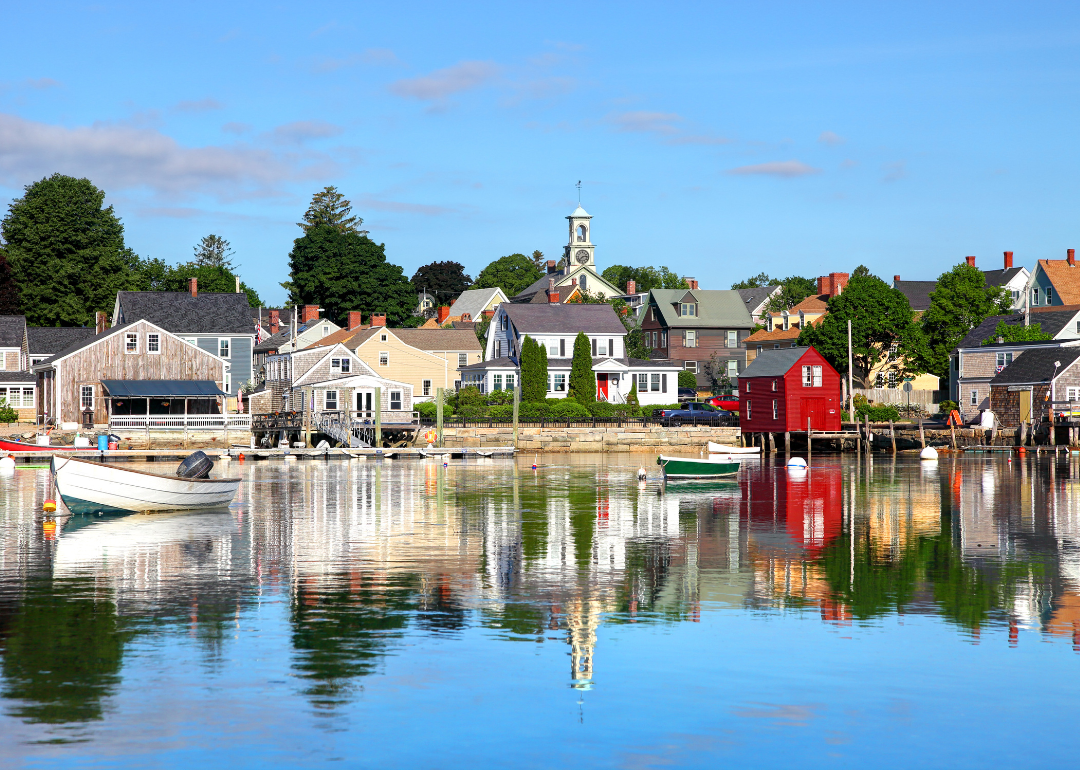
(6, 446), (517, 464)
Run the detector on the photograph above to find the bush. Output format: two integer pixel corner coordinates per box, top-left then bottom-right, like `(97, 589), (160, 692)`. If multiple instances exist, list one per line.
(487, 389), (514, 405)
(519, 401), (554, 422)
(678, 370), (697, 389)
(0, 399), (17, 423)
(456, 386), (485, 409)
(589, 401), (616, 419)
(552, 399), (590, 421)
(937, 399), (958, 415)
(489, 405), (514, 422)
(415, 402), (438, 421)
(856, 403), (900, 422)
(457, 405), (488, 421)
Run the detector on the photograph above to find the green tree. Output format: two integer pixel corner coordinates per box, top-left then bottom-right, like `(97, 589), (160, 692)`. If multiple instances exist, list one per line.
(144, 262), (261, 307)
(761, 276), (818, 317)
(298, 186), (364, 234)
(530, 249), (546, 271)
(2, 174), (141, 326)
(410, 261), (472, 302)
(287, 225), (415, 326)
(917, 263), (1012, 379)
(192, 234), (235, 269)
(731, 272), (779, 289)
(0, 252), (20, 314)
(473, 313), (491, 347)
(602, 265), (689, 293)
(519, 336), (544, 402)
(797, 271), (922, 387)
(626, 377), (640, 410)
(537, 341), (548, 400)
(982, 320), (1051, 345)
(678, 370), (698, 389)
(0, 398), (18, 422)
(473, 253), (542, 297)
(567, 332), (595, 403)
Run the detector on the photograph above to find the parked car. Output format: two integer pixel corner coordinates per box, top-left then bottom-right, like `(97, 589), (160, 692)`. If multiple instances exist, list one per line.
(705, 394), (739, 412)
(652, 402), (731, 427)
(677, 387), (697, 402)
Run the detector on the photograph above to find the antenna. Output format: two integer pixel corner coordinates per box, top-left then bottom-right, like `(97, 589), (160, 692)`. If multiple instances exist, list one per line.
(576, 180), (581, 203)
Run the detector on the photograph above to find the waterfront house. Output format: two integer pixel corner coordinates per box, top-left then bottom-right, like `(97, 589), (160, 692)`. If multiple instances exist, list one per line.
(112, 279), (255, 397)
(738, 346), (843, 433)
(1023, 249), (1080, 310)
(989, 345), (1080, 427)
(894, 253), (1028, 311)
(31, 320), (231, 430)
(640, 284), (755, 387)
(0, 316), (33, 421)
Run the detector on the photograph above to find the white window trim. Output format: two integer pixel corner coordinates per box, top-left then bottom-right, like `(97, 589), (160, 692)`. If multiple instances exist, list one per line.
(379, 351), (389, 366)
(81, 385), (94, 410)
(390, 390), (403, 410)
(218, 338), (231, 359)
(147, 333), (161, 354)
(324, 389), (339, 410)
(423, 379), (432, 396)
(125, 333), (139, 354)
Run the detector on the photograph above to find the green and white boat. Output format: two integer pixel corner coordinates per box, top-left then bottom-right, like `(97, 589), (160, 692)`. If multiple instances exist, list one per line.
(657, 454), (740, 480)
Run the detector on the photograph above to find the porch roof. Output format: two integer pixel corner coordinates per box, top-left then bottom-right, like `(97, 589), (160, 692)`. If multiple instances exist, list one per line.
(101, 380), (227, 398)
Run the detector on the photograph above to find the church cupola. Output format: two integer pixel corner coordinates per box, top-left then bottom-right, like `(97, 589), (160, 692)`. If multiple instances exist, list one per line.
(563, 205), (595, 271)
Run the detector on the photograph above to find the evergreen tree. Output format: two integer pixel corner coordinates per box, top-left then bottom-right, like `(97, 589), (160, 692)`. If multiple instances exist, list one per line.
(519, 336), (543, 402)
(287, 225), (414, 326)
(537, 340), (548, 400)
(626, 377), (640, 410)
(567, 332), (595, 403)
(1, 174), (141, 326)
(298, 186), (364, 234)
(192, 234), (235, 269)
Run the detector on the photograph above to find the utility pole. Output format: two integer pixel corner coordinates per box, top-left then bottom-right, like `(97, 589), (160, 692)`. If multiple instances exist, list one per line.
(847, 319), (855, 423)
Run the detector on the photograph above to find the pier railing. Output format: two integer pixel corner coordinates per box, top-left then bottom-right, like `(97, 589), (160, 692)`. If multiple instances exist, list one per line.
(109, 414), (252, 430)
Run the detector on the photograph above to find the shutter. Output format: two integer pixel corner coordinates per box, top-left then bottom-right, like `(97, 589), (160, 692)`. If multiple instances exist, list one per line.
(560, 339), (565, 357)
(661, 373), (667, 393)
(591, 338), (597, 356)
(609, 339), (614, 358)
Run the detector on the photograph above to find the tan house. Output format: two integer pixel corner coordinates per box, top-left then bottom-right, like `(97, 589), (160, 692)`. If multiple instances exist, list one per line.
(311, 326), (483, 400)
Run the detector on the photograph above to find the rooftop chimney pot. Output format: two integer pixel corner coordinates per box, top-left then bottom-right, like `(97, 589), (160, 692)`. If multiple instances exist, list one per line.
(1069, 249), (1076, 267)
(436, 306), (450, 324)
(626, 279), (636, 295)
(347, 311), (364, 331)
(966, 255), (976, 267)
(894, 275), (901, 284)
(302, 304), (320, 324)
(546, 260), (558, 274)
(1004, 251), (1013, 269)
(268, 309), (280, 335)
(188, 278), (197, 298)
(371, 312), (386, 327)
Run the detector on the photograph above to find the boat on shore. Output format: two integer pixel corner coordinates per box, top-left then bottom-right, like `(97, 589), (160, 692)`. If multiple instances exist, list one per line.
(657, 454), (740, 481)
(51, 455), (241, 514)
(0, 438), (87, 452)
(706, 441), (760, 455)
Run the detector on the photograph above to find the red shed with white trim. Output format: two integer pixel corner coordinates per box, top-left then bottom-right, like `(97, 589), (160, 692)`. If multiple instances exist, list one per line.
(737, 346), (842, 433)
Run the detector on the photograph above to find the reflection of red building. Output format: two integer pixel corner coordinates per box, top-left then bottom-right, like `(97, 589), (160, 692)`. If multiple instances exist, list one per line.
(740, 462), (843, 555)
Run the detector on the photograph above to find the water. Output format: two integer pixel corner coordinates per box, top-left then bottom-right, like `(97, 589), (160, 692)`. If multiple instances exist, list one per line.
(0, 453), (1077, 768)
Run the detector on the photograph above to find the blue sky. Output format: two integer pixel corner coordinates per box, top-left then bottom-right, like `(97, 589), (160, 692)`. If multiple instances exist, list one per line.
(3, 2), (1080, 305)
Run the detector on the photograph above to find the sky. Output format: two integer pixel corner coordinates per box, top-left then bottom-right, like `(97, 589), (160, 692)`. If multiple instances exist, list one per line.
(3, 1), (1080, 306)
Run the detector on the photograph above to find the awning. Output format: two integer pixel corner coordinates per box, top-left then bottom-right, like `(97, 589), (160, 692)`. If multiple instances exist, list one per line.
(101, 380), (227, 398)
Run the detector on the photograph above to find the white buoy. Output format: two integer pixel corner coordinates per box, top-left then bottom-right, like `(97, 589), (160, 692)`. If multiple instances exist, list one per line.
(786, 456), (807, 468)
(0, 454), (14, 473)
(637, 467), (647, 481)
(920, 446), (939, 461)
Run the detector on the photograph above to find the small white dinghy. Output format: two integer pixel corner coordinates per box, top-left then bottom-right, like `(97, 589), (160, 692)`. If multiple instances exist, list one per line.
(51, 454), (241, 514)
(707, 441), (761, 455)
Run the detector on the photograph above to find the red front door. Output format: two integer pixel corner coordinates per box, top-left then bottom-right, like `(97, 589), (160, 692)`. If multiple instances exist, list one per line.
(802, 397), (826, 430)
(597, 374), (609, 400)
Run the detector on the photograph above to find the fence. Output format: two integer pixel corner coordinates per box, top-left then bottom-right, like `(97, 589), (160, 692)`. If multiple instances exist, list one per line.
(853, 388), (944, 409)
(109, 414), (252, 431)
(421, 413), (739, 429)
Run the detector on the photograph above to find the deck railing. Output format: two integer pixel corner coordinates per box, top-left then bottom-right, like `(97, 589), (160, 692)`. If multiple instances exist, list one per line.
(109, 414), (253, 430)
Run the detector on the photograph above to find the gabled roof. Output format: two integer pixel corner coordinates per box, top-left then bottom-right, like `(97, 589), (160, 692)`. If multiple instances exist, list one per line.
(649, 289), (755, 328)
(990, 346), (1080, 385)
(292, 343), (378, 386)
(982, 266), (1026, 287)
(27, 326), (96, 354)
(1037, 259), (1080, 305)
(736, 286), (780, 317)
(394, 329), (482, 351)
(0, 371), (34, 383)
(0, 316), (27, 348)
(306, 327), (368, 349)
(781, 294), (830, 315)
(449, 287), (507, 320)
(740, 346), (813, 377)
(501, 303), (627, 335)
(115, 292), (254, 335)
(254, 330), (292, 354)
(956, 308), (1080, 349)
(893, 280), (938, 311)
(745, 327), (803, 345)
(32, 320), (220, 370)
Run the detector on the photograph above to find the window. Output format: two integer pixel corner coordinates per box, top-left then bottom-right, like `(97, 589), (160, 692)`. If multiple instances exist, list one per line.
(381, 333), (388, 342)
(757, 345), (763, 353)
(459, 353), (468, 368)
(147, 333), (160, 353)
(577, 223), (587, 241)
(219, 338), (230, 359)
(727, 360), (738, 377)
(493, 374), (503, 391)
(802, 365), (822, 387)
(651, 373), (660, 391)
(390, 391), (402, 410)
(970, 389), (978, 406)
(1047, 287), (1053, 304)
(125, 333), (138, 354)
(423, 379), (432, 396)
(1032, 288), (1040, 306)
(661, 331), (667, 348)
(791, 342), (798, 348)
(783, 314), (790, 331)
(771, 379), (777, 391)
(224, 372), (231, 393)
(996, 352), (1013, 372)
(322, 325), (330, 337)
(727, 330), (737, 348)
(888, 344), (898, 361)
(324, 389), (338, 410)
(746, 400), (752, 420)
(813, 366), (822, 387)
(340, 358), (350, 373)
(650, 308), (655, 322)
(548, 340), (559, 357)
(596, 339), (607, 356)
(638, 373), (648, 392)
(501, 315), (508, 330)
(81, 385), (93, 410)
(876, 372), (885, 388)
(680, 303), (696, 317)
(547, 374), (552, 392)
(505, 374), (515, 391)
(1076, 320), (1080, 334)
(1012, 290), (1020, 302)
(554, 374), (566, 392)
(22, 387), (33, 408)
(685, 330), (697, 348)
(684, 361), (698, 374)
(772, 400), (778, 420)
(331, 357), (342, 372)
(774, 343), (781, 350)
(579, 274), (587, 291)
(1067, 387), (1080, 401)
(379, 351), (389, 366)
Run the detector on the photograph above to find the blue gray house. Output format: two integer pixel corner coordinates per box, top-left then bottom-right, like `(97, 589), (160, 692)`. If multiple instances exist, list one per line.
(112, 281), (255, 396)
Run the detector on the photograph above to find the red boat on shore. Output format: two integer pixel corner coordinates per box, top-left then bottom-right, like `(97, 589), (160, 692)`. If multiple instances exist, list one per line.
(0, 438), (86, 452)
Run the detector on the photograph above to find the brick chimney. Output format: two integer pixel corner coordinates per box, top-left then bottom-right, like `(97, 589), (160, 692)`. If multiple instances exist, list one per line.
(1069, 249), (1076, 267)
(571, 278), (577, 287)
(894, 275), (901, 284)
(482, 309), (495, 319)
(302, 304), (320, 323)
(1004, 251), (1013, 269)
(95, 311), (107, 334)
(371, 312), (386, 327)
(547, 260), (558, 274)
(437, 306), (450, 324)
(460, 313), (472, 323)
(268, 309), (280, 335)
(816, 273), (849, 297)
(626, 279), (636, 295)
(686, 278), (699, 290)
(547, 278), (560, 304)
(347, 311), (364, 330)
(188, 277), (197, 297)
(965, 255), (976, 267)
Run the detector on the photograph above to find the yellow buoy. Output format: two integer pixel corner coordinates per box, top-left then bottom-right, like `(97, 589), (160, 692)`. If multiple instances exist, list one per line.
(43, 499), (57, 513)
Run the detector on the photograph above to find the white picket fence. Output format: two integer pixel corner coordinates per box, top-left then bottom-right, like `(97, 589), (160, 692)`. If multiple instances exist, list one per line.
(108, 414), (253, 430)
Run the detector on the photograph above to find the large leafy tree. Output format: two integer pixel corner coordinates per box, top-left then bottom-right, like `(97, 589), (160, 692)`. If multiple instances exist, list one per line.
(917, 263), (1012, 379)
(730, 272), (780, 289)
(0, 252), (20, 314)
(298, 186), (364, 234)
(797, 271), (922, 387)
(982, 320), (1050, 345)
(410, 261), (472, 303)
(473, 253), (542, 297)
(192, 234), (235, 269)
(760, 276), (818, 317)
(601, 265), (688, 292)
(1, 174), (141, 325)
(287, 225), (415, 326)
(567, 332), (595, 403)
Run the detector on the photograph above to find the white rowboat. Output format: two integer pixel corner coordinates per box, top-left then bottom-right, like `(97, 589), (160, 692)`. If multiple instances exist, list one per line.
(52, 455), (241, 514)
(707, 441), (761, 455)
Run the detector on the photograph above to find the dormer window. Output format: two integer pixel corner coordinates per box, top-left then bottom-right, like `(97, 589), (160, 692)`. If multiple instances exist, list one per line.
(680, 303), (696, 317)
(783, 314), (790, 331)
(766, 316), (774, 332)
(798, 311), (805, 327)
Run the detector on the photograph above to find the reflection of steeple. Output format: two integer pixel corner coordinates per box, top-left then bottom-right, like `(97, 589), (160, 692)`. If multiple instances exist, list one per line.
(565, 598), (603, 689)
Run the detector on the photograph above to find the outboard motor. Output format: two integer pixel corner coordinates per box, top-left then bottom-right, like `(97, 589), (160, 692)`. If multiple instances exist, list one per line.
(176, 450), (214, 479)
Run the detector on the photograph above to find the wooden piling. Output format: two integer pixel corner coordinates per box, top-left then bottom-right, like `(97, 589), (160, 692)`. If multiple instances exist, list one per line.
(889, 420), (896, 454)
(768, 432), (775, 454)
(919, 418), (925, 448)
(374, 386), (382, 447)
(785, 431), (791, 457)
(807, 418), (812, 465)
(436, 387), (444, 447)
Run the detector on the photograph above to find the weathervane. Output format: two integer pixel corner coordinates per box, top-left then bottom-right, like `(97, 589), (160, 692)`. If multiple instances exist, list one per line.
(576, 180), (581, 203)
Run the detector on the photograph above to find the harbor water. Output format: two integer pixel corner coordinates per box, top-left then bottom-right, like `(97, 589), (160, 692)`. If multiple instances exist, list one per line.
(0, 453), (1077, 767)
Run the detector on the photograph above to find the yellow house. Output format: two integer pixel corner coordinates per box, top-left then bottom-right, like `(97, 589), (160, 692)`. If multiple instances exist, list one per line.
(310, 325), (483, 400)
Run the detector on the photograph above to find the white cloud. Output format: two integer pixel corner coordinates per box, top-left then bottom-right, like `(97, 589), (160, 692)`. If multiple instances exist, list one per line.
(607, 111), (683, 135)
(727, 160), (822, 178)
(818, 130), (846, 145)
(268, 120), (343, 144)
(389, 61), (500, 102)
(0, 113), (339, 200)
(174, 98), (224, 113)
(222, 122), (251, 135)
(882, 160), (907, 182)
(313, 48), (401, 73)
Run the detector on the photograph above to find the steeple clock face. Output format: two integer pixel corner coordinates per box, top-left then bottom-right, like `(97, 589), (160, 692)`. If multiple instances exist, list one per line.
(575, 249), (590, 265)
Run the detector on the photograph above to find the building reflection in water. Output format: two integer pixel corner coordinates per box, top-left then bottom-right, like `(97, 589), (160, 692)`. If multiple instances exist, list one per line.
(2, 452), (1080, 726)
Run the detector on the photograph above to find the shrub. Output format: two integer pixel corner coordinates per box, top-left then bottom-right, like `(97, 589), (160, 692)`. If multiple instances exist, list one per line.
(678, 370), (697, 389)
(457, 405), (488, 421)
(489, 405), (515, 422)
(552, 399), (590, 421)
(519, 401), (553, 422)
(937, 399), (958, 415)
(415, 402), (438, 421)
(589, 401), (616, 419)
(568, 332), (595, 403)
(856, 403), (900, 422)
(487, 389), (514, 405)
(456, 386), (485, 409)
(0, 399), (17, 423)
(626, 378), (640, 409)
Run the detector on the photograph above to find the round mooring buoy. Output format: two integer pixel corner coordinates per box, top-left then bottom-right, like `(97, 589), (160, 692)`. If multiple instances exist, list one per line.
(920, 446), (939, 461)
(786, 456), (807, 468)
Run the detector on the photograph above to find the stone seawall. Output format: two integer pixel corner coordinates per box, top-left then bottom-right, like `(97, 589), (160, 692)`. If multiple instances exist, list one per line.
(436, 425), (740, 453)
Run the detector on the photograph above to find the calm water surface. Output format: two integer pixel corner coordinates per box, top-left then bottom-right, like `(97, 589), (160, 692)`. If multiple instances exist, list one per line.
(0, 453), (1077, 768)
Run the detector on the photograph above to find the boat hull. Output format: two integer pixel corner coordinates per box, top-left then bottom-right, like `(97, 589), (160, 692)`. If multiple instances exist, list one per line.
(706, 441), (760, 455)
(52, 456), (240, 513)
(0, 439), (85, 452)
(657, 455), (740, 479)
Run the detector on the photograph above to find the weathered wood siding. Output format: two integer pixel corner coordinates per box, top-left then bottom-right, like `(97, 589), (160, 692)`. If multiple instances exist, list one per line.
(1, 350), (19, 371)
(56, 321), (224, 424)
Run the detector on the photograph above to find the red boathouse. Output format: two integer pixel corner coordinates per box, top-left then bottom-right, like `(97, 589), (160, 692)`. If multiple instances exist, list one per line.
(738, 346), (842, 433)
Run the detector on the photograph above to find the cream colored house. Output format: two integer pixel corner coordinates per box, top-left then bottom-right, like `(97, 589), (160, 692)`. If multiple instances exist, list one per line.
(309, 326), (483, 400)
